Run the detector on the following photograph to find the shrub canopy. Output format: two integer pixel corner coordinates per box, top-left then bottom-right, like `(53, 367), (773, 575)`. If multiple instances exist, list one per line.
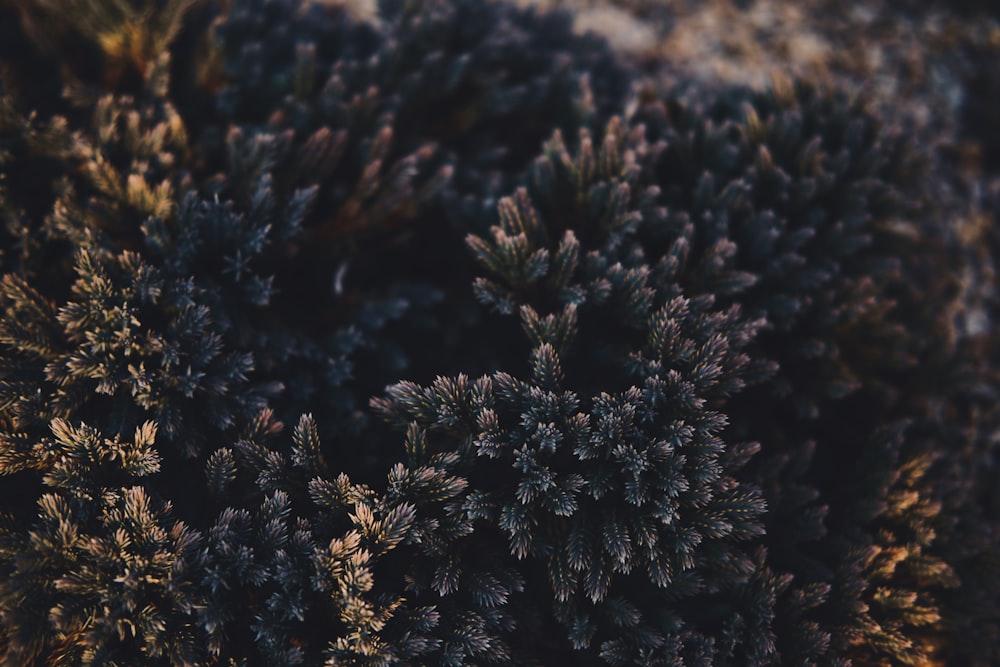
(0, 0), (997, 665)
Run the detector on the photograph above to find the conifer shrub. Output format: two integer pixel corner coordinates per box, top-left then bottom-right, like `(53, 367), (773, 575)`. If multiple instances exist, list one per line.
(0, 0), (997, 665)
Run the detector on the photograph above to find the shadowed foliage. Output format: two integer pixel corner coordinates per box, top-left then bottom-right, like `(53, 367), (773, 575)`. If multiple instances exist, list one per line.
(0, 0), (997, 665)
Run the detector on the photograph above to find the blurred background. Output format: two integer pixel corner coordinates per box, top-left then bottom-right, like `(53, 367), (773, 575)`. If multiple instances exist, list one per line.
(330, 0), (1000, 263)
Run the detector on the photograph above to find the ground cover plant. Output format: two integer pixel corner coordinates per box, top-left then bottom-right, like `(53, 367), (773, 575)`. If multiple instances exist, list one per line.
(0, 0), (997, 664)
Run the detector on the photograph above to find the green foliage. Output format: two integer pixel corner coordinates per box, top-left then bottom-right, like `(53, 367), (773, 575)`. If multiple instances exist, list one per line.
(0, 0), (997, 665)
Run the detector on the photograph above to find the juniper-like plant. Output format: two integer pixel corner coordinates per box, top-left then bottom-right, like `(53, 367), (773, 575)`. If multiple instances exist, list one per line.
(0, 0), (997, 665)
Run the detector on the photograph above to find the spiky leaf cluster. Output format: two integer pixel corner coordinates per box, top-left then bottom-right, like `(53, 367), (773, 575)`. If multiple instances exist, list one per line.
(490, 96), (991, 665)
(372, 254), (775, 662)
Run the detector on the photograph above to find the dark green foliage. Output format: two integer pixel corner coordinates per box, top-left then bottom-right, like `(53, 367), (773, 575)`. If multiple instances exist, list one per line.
(0, 0), (997, 665)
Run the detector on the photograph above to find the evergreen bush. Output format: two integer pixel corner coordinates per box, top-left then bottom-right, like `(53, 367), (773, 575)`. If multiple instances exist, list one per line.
(0, 0), (997, 664)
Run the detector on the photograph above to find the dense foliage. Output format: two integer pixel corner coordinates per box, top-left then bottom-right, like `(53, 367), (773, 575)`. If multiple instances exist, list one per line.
(0, 0), (997, 665)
